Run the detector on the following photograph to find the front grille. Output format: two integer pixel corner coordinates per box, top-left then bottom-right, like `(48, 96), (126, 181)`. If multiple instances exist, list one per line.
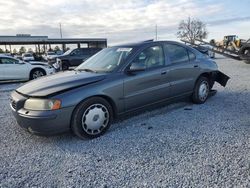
(10, 99), (17, 110)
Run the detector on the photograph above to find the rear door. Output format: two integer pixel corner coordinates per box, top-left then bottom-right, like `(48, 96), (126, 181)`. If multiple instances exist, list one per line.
(123, 45), (171, 111)
(163, 43), (200, 97)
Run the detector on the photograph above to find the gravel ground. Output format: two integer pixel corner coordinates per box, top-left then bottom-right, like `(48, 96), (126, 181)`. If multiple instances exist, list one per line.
(0, 56), (249, 187)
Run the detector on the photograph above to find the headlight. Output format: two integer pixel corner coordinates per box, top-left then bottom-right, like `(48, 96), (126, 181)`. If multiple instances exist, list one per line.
(24, 99), (61, 111)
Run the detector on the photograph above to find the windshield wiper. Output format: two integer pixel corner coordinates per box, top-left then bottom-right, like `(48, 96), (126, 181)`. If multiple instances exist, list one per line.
(76, 68), (97, 73)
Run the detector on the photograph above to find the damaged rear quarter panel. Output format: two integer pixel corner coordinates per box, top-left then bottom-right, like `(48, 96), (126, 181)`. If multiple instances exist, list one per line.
(214, 71), (230, 87)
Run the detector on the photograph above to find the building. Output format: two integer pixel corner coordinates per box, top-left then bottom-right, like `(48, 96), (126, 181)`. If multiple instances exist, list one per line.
(0, 34), (107, 54)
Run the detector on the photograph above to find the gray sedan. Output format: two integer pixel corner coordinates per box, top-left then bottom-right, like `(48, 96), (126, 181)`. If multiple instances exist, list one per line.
(10, 41), (229, 139)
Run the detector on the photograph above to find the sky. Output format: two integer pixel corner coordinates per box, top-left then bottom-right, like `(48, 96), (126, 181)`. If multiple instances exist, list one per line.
(0, 0), (249, 46)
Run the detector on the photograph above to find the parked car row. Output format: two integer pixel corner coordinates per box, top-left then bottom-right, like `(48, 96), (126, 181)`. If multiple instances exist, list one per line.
(48, 48), (102, 71)
(0, 48), (103, 81)
(1, 44), (218, 82)
(0, 55), (55, 81)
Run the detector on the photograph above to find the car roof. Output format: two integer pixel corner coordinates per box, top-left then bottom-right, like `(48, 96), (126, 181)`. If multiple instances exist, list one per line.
(114, 40), (192, 48)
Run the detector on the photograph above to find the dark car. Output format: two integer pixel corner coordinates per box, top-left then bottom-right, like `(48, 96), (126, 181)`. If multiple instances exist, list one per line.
(54, 48), (102, 70)
(10, 40), (229, 139)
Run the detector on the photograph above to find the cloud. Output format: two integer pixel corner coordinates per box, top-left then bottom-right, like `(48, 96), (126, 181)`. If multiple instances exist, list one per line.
(0, 0), (249, 44)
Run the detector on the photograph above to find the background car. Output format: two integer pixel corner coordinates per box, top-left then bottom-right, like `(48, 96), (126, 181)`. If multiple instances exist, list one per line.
(42, 51), (57, 61)
(193, 45), (215, 58)
(55, 48), (102, 70)
(0, 55), (55, 81)
(10, 41), (229, 139)
(22, 53), (35, 61)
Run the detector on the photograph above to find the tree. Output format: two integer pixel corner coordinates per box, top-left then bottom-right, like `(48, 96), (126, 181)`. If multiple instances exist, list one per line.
(19, 46), (26, 54)
(177, 17), (208, 44)
(0, 48), (4, 53)
(13, 48), (18, 54)
(28, 48), (33, 53)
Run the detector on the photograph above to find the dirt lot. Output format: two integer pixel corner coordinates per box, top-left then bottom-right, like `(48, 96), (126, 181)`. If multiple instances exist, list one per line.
(0, 56), (249, 187)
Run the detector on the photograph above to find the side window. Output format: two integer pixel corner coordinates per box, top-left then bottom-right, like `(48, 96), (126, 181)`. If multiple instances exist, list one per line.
(132, 45), (165, 69)
(71, 49), (82, 56)
(0, 58), (18, 64)
(188, 50), (196, 61)
(164, 44), (189, 63)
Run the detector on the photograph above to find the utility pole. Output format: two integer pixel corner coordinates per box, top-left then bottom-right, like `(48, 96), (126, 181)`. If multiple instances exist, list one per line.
(59, 23), (63, 39)
(155, 24), (158, 41)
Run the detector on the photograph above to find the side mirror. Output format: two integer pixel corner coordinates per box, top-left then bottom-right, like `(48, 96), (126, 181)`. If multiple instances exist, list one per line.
(128, 62), (146, 72)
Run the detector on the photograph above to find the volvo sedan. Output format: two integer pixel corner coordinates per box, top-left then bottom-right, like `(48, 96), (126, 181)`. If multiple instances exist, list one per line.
(10, 41), (229, 139)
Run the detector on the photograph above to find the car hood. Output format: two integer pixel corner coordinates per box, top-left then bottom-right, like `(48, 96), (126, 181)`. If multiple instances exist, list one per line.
(16, 71), (106, 97)
(27, 61), (48, 66)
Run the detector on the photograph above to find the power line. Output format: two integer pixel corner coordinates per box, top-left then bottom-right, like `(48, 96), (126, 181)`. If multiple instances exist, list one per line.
(155, 24), (158, 41)
(59, 23), (63, 38)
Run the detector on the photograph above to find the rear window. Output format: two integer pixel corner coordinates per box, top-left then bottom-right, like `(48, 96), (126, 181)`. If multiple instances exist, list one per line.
(164, 44), (189, 63)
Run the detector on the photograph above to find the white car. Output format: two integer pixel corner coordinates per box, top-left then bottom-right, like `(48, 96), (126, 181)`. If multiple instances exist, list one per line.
(22, 53), (35, 61)
(0, 55), (55, 81)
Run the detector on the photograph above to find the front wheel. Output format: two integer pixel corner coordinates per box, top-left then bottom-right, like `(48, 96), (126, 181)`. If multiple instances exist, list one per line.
(192, 77), (210, 104)
(71, 97), (113, 139)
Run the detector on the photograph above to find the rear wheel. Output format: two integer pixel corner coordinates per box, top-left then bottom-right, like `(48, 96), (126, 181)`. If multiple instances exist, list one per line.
(71, 97), (113, 139)
(30, 69), (46, 80)
(192, 77), (210, 104)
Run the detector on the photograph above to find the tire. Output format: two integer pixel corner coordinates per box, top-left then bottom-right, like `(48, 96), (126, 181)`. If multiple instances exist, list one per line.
(243, 48), (250, 64)
(30, 69), (46, 80)
(239, 46), (250, 64)
(192, 76), (210, 104)
(71, 97), (113, 139)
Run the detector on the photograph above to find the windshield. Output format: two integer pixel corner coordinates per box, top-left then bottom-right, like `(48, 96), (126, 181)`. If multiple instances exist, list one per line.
(63, 49), (73, 55)
(75, 47), (133, 72)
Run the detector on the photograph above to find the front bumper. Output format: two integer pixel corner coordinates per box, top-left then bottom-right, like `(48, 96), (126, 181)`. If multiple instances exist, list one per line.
(45, 67), (56, 75)
(10, 91), (74, 135)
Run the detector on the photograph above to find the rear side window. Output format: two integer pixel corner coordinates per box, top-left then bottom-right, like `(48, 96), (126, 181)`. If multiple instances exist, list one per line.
(164, 44), (189, 63)
(71, 49), (82, 55)
(188, 50), (196, 61)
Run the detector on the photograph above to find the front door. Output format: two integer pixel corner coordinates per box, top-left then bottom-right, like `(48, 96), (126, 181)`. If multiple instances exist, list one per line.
(123, 45), (171, 111)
